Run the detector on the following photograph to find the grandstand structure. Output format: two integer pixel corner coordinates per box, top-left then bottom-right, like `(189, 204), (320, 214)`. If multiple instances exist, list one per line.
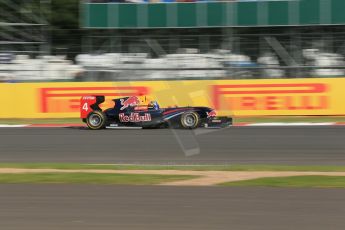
(79, 0), (345, 80)
(0, 0), (50, 55)
(2, 0), (345, 82)
(0, 0), (84, 82)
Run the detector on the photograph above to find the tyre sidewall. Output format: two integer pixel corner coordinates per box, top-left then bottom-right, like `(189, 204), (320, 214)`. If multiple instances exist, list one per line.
(180, 112), (199, 129)
(86, 111), (106, 130)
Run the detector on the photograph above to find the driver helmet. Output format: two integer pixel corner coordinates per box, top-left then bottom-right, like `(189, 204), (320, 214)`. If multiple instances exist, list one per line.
(148, 101), (160, 110)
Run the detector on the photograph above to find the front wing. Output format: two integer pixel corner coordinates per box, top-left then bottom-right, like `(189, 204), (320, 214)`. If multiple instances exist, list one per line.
(203, 116), (233, 128)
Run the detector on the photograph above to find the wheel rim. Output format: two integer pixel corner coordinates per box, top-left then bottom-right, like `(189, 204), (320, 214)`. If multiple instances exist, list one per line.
(89, 114), (102, 127)
(184, 114), (196, 127)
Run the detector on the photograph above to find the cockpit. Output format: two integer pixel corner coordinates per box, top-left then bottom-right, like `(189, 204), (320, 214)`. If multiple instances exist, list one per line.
(148, 101), (160, 110)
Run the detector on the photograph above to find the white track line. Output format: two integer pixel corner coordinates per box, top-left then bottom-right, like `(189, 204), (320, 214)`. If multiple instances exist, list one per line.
(0, 124), (29, 128)
(246, 122), (336, 126)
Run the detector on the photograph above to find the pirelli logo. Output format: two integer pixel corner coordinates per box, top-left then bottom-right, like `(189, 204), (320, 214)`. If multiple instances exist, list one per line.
(212, 83), (329, 111)
(40, 86), (149, 113)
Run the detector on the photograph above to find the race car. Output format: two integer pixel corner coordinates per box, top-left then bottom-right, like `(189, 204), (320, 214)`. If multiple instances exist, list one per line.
(80, 95), (232, 130)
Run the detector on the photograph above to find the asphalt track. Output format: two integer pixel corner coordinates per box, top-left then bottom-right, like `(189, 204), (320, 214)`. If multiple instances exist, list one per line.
(0, 126), (345, 164)
(1, 184), (345, 230)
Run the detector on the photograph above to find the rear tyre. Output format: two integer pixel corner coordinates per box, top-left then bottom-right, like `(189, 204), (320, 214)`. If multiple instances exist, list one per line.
(180, 112), (200, 129)
(86, 111), (107, 130)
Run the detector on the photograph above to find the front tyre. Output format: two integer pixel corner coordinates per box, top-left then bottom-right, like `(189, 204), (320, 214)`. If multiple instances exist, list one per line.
(86, 111), (107, 130)
(180, 112), (200, 129)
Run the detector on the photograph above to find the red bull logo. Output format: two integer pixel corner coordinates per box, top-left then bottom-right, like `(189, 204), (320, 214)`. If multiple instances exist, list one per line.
(120, 96), (141, 110)
(207, 110), (217, 118)
(119, 113), (151, 122)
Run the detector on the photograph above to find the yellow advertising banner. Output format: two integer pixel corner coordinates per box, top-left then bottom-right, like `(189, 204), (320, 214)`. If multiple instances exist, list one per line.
(0, 78), (345, 118)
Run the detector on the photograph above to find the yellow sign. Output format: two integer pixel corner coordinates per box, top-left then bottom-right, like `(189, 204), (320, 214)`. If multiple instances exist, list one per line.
(0, 78), (344, 118)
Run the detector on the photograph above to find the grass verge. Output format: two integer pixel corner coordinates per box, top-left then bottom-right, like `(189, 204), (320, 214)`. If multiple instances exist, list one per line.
(220, 176), (345, 188)
(0, 173), (197, 185)
(1, 163), (345, 172)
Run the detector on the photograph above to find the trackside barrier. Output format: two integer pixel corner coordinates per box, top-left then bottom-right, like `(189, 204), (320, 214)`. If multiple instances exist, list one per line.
(0, 78), (344, 118)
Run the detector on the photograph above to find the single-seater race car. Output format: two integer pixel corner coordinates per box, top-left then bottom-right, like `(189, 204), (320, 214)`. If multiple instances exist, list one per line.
(80, 95), (232, 130)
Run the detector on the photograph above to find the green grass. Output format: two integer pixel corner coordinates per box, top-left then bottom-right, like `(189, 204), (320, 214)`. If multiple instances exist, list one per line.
(1, 163), (345, 172)
(0, 173), (197, 185)
(1, 116), (345, 125)
(220, 176), (345, 188)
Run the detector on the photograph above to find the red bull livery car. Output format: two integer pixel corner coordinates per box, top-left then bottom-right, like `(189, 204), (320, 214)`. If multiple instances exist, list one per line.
(80, 96), (232, 130)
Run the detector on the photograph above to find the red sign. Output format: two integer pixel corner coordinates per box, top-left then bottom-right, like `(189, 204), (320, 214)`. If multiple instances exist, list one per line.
(212, 83), (328, 111)
(40, 86), (149, 113)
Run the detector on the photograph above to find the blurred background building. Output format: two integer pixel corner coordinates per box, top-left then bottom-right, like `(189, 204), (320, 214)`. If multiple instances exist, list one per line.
(1, 0), (345, 82)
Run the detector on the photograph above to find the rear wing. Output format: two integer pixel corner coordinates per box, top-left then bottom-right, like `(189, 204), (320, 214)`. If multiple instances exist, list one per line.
(80, 96), (105, 119)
